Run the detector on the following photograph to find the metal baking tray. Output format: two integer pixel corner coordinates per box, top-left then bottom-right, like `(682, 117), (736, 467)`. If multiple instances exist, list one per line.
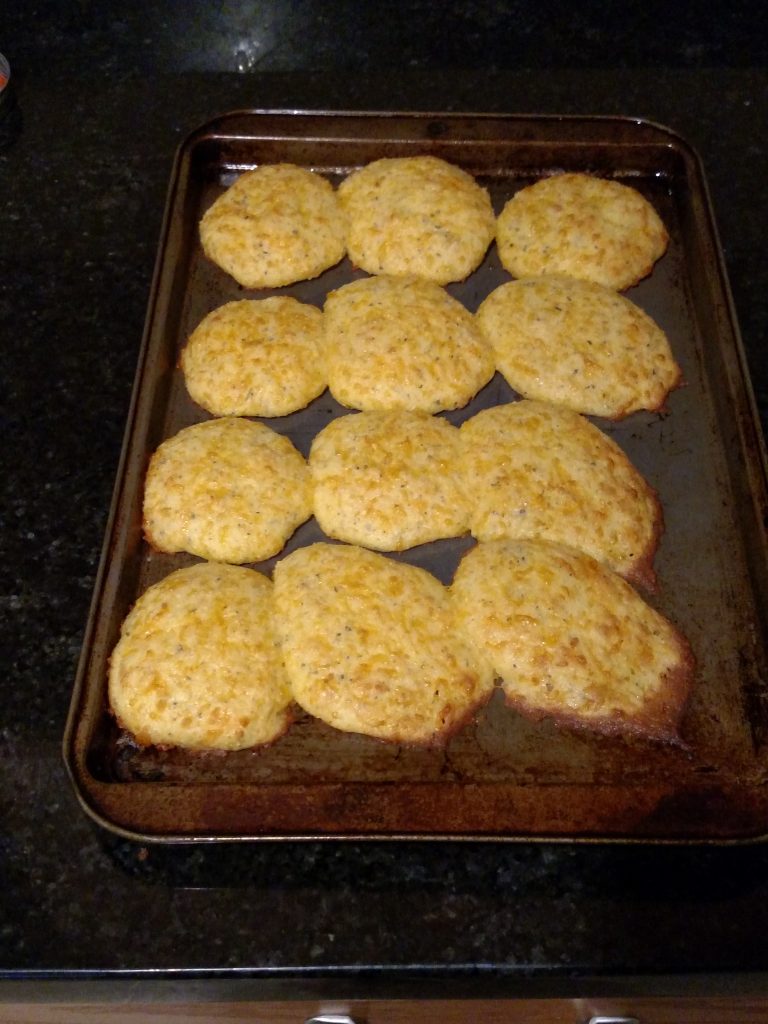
(63, 111), (768, 843)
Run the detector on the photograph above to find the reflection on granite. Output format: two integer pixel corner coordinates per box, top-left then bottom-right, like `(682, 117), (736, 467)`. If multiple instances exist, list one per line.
(3, 1), (767, 74)
(2, 0), (768, 990)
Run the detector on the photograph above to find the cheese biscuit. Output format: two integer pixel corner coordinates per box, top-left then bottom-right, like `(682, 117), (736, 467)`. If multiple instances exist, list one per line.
(273, 543), (495, 744)
(181, 297), (326, 417)
(323, 275), (494, 413)
(310, 411), (468, 550)
(143, 417), (312, 564)
(476, 276), (681, 418)
(451, 539), (693, 741)
(200, 164), (346, 288)
(108, 562), (293, 751)
(496, 172), (668, 290)
(339, 155), (495, 284)
(460, 400), (661, 588)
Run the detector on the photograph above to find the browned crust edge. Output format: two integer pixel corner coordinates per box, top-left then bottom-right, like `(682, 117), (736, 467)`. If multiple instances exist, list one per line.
(293, 683), (496, 749)
(110, 702), (296, 755)
(603, 356), (684, 420)
(617, 226), (670, 291)
(623, 483), (664, 593)
(501, 623), (696, 745)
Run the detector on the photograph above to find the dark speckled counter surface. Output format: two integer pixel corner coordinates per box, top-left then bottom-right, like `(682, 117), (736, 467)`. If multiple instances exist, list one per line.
(2, 0), (768, 1004)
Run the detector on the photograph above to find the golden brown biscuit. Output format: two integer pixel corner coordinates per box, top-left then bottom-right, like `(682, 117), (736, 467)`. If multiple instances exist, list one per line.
(459, 400), (661, 589)
(181, 297), (326, 417)
(200, 163), (346, 288)
(310, 410), (469, 550)
(476, 276), (682, 418)
(323, 275), (495, 413)
(108, 562), (293, 751)
(451, 539), (693, 741)
(143, 417), (312, 564)
(273, 543), (495, 744)
(338, 155), (495, 284)
(496, 172), (668, 290)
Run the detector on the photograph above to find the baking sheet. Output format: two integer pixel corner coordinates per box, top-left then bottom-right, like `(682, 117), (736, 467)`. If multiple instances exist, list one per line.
(64, 111), (768, 842)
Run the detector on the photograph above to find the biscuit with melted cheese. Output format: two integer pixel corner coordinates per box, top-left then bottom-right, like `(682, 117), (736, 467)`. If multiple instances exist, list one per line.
(459, 400), (661, 588)
(451, 539), (693, 741)
(143, 417), (312, 564)
(273, 543), (495, 744)
(200, 164), (346, 288)
(323, 275), (495, 413)
(338, 155), (495, 284)
(310, 411), (469, 550)
(108, 562), (293, 751)
(496, 173), (668, 290)
(476, 276), (682, 419)
(181, 297), (326, 417)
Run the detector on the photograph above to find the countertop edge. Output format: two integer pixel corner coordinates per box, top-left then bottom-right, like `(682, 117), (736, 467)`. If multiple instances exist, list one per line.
(3, 970), (768, 1003)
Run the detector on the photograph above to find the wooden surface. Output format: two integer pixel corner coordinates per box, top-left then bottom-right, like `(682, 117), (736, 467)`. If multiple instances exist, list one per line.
(5, 998), (768, 1023)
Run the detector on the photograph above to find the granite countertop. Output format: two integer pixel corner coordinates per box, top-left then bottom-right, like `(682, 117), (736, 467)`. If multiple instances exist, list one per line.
(2, 1), (768, 1004)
